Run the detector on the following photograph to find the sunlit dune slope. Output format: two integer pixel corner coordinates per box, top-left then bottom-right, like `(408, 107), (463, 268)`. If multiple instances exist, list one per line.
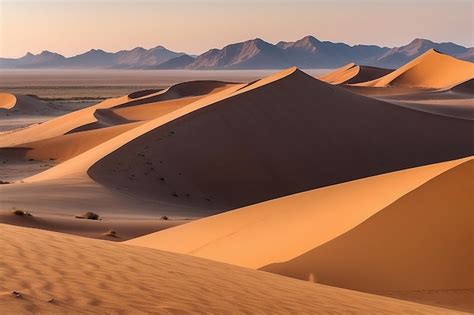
(0, 224), (455, 314)
(262, 159), (473, 292)
(356, 49), (474, 88)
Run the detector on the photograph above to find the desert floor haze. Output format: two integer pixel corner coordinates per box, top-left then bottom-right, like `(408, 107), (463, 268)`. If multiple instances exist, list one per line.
(0, 18), (473, 314)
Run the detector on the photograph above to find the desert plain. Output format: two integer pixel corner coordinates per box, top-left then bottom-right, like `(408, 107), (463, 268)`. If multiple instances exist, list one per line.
(0, 49), (473, 313)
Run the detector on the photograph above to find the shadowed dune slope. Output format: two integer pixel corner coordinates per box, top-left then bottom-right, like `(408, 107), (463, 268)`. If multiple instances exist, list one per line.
(126, 157), (471, 268)
(319, 64), (393, 85)
(84, 68), (472, 211)
(0, 224), (455, 314)
(356, 49), (474, 88)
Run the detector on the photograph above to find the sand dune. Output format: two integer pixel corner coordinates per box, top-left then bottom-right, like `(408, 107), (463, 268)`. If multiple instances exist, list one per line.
(0, 96), (129, 147)
(23, 67), (472, 213)
(0, 224), (457, 314)
(126, 157), (471, 267)
(1, 68), (471, 223)
(0, 80), (234, 148)
(319, 63), (393, 85)
(127, 157), (473, 312)
(0, 93), (59, 117)
(113, 80), (237, 109)
(356, 49), (474, 88)
(0, 93), (16, 109)
(263, 159), (473, 289)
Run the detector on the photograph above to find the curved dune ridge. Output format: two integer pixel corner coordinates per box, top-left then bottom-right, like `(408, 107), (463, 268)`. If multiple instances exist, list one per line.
(0, 93), (16, 109)
(318, 63), (393, 85)
(0, 224), (454, 314)
(127, 157), (474, 312)
(356, 49), (474, 89)
(23, 67), (473, 211)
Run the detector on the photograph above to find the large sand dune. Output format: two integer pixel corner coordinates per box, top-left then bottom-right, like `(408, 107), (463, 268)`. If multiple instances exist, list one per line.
(127, 157), (473, 311)
(5, 68), (469, 214)
(356, 49), (474, 89)
(0, 224), (454, 314)
(319, 63), (393, 85)
(55, 68), (474, 210)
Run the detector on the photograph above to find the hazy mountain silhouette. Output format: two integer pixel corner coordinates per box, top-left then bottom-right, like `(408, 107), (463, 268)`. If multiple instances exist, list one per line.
(0, 37), (471, 69)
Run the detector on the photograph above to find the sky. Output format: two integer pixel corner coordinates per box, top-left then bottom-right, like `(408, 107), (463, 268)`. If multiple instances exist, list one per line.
(0, 0), (472, 58)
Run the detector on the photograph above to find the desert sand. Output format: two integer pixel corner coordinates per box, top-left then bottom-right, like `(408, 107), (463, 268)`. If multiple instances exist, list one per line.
(10, 67), (469, 216)
(0, 223), (459, 314)
(0, 51), (473, 313)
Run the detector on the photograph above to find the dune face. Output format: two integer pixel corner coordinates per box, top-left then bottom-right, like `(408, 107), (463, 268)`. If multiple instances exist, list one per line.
(262, 160), (474, 290)
(319, 63), (393, 85)
(127, 157), (473, 312)
(0, 224), (454, 314)
(357, 49), (474, 89)
(85, 68), (472, 212)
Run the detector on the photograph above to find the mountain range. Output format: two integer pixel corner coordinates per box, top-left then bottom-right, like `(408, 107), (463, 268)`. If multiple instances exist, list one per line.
(1, 36), (472, 70)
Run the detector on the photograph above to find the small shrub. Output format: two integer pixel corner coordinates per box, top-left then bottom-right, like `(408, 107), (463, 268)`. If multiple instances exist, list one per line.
(12, 209), (31, 216)
(75, 211), (100, 220)
(160, 216), (169, 220)
(0, 180), (10, 184)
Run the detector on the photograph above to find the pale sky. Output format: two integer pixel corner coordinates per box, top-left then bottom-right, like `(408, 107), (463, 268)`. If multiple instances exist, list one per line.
(0, 0), (472, 58)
